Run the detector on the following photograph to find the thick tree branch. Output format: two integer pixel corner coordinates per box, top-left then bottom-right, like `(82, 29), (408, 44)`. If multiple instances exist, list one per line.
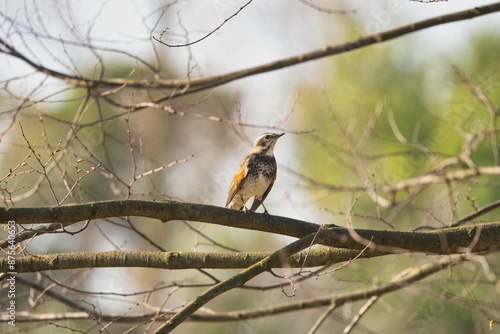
(0, 247), (382, 273)
(1, 200), (499, 256)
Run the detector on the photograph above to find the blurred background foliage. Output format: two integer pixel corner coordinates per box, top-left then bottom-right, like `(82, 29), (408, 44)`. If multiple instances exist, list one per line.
(293, 29), (500, 333)
(297, 29), (500, 227)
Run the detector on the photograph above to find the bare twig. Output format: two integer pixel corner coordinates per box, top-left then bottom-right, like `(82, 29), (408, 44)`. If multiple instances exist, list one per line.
(154, 0), (254, 48)
(453, 64), (499, 165)
(298, 0), (356, 14)
(2, 4), (499, 95)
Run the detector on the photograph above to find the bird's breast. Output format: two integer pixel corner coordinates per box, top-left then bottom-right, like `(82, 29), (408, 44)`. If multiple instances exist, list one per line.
(238, 154), (277, 196)
(246, 154), (276, 180)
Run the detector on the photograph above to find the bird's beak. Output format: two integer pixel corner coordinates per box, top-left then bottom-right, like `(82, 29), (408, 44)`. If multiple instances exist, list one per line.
(277, 133), (285, 138)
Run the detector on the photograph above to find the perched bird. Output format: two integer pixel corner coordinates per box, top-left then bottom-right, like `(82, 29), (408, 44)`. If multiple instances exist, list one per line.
(226, 132), (284, 214)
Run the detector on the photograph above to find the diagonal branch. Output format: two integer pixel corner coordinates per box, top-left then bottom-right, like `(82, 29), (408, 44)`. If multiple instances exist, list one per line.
(152, 232), (320, 333)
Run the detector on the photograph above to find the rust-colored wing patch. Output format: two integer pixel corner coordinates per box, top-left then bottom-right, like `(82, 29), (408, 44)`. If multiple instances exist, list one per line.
(225, 158), (248, 207)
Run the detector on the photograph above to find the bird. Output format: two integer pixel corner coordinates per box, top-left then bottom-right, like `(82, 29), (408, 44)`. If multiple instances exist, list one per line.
(226, 132), (284, 214)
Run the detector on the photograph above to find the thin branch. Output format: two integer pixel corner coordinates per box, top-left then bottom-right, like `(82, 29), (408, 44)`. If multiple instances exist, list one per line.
(2, 3), (499, 95)
(298, 0), (356, 14)
(154, 0), (254, 48)
(412, 198), (500, 231)
(343, 296), (379, 334)
(18, 122), (60, 203)
(58, 163), (102, 205)
(410, 0), (448, 2)
(293, 164), (500, 208)
(453, 64), (499, 165)
(308, 303), (337, 334)
(134, 155), (194, 181)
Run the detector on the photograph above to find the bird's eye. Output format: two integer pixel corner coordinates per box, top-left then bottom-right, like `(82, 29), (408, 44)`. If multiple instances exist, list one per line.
(265, 135), (270, 140)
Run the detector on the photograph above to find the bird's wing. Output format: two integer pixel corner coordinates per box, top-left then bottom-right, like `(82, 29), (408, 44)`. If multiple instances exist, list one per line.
(249, 179), (275, 212)
(225, 158), (248, 207)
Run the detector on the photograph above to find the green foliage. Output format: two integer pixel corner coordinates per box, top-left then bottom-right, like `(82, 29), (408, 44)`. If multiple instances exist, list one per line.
(295, 30), (500, 333)
(296, 30), (500, 217)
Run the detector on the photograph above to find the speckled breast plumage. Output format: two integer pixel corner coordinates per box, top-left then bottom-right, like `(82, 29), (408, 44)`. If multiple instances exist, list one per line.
(239, 153), (277, 197)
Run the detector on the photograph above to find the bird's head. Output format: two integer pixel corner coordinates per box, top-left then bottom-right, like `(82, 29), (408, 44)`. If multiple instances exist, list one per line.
(250, 132), (285, 155)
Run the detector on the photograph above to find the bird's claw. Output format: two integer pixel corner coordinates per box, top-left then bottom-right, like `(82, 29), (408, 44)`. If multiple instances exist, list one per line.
(243, 205), (252, 216)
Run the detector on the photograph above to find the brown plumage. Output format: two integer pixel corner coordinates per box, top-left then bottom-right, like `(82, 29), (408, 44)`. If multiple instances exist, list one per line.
(226, 132), (284, 213)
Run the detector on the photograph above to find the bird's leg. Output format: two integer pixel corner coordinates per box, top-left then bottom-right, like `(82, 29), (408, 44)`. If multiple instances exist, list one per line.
(261, 203), (271, 223)
(261, 202), (269, 215)
(241, 196), (252, 216)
